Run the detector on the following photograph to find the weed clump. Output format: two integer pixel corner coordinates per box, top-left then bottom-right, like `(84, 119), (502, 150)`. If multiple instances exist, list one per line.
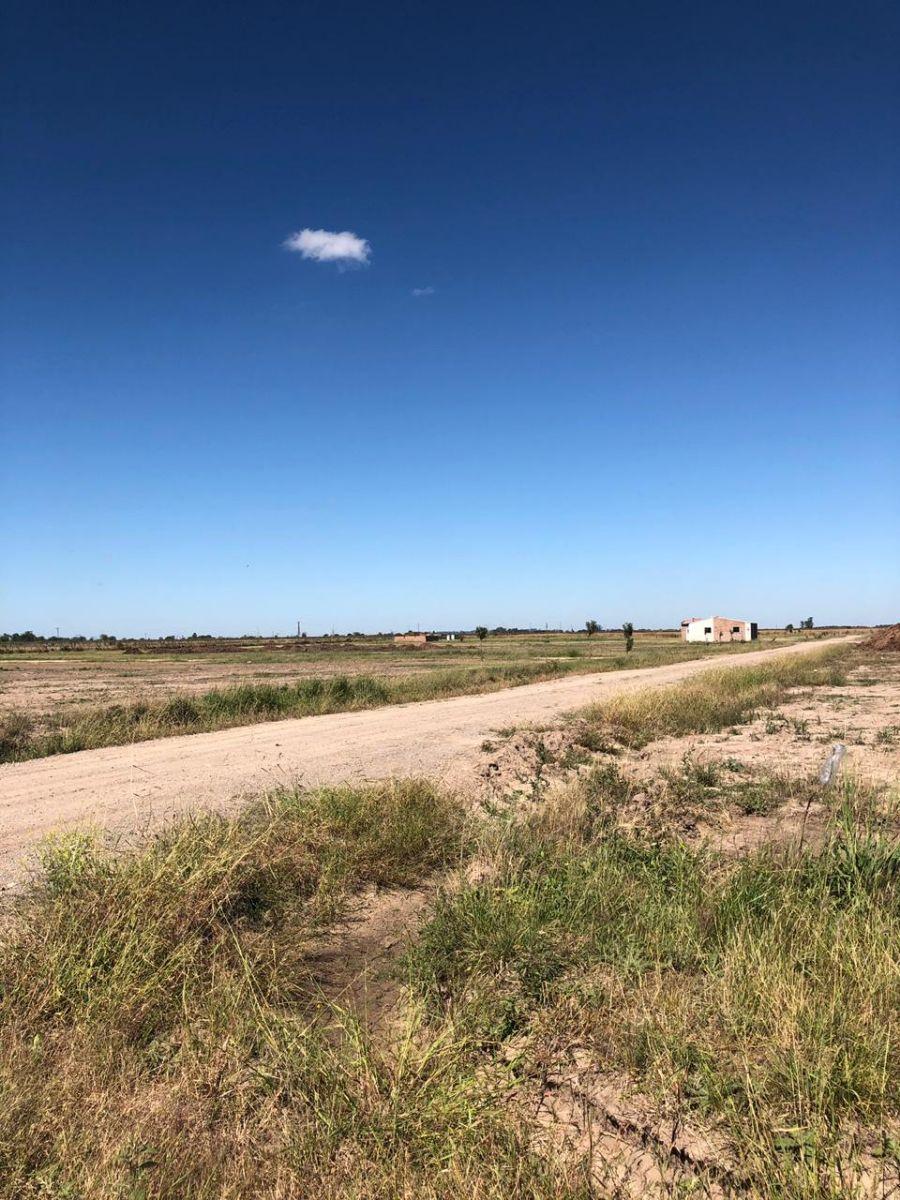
(3, 779), (464, 1037)
(0, 711), (34, 760)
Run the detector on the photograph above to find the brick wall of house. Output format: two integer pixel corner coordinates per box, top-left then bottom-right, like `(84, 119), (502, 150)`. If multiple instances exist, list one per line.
(712, 617), (748, 641)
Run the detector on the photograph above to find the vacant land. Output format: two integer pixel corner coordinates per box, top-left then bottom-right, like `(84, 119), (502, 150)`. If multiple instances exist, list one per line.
(0, 637), (855, 890)
(0, 629), (826, 761)
(1, 631), (822, 713)
(1, 639), (897, 1198)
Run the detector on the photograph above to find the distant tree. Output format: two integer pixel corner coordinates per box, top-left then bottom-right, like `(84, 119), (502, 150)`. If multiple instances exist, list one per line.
(585, 619), (599, 637)
(622, 621), (634, 653)
(800, 617), (814, 630)
(475, 625), (488, 660)
(785, 623), (794, 633)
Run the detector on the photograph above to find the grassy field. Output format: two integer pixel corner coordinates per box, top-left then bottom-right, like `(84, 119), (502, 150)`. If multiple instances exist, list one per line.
(2, 644), (897, 1196)
(0, 629), (823, 762)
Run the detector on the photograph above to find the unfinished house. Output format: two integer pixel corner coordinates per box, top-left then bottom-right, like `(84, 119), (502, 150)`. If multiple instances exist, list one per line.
(680, 616), (758, 643)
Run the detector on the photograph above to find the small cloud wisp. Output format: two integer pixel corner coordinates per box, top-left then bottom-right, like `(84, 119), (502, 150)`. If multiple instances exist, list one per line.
(411, 286), (435, 297)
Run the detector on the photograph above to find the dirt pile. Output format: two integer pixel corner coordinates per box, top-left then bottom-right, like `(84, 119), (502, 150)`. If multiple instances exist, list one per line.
(864, 624), (900, 651)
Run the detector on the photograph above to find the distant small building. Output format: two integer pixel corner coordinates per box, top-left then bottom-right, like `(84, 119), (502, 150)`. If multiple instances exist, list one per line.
(680, 616), (758, 643)
(393, 633), (428, 647)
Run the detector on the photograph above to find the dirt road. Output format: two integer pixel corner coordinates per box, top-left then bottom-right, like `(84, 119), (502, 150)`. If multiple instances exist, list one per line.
(0, 638), (852, 887)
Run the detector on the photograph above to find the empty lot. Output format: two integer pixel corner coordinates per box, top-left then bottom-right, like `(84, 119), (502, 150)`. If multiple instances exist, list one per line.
(0, 635), (855, 889)
(0, 629), (810, 716)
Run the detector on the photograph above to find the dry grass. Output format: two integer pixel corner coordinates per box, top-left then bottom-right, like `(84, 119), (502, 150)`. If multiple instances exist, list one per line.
(406, 766), (900, 1196)
(0, 780), (591, 1198)
(578, 644), (850, 747)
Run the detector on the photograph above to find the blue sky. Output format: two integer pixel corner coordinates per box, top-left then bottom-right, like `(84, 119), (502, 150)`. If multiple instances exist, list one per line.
(2, 0), (898, 635)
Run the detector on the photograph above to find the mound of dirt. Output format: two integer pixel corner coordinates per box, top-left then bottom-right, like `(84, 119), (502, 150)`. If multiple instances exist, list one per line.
(864, 624), (900, 651)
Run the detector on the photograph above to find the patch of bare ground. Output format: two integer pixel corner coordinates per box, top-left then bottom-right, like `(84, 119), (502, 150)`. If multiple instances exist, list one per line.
(524, 1051), (899, 1199)
(294, 848), (503, 1041)
(475, 652), (900, 848)
(475, 726), (832, 852)
(622, 654), (900, 790)
(298, 876), (440, 1036)
(0, 656), (438, 717)
(528, 1052), (734, 1198)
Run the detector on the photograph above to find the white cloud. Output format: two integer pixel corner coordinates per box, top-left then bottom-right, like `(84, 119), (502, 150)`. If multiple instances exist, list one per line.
(411, 286), (435, 297)
(283, 228), (371, 266)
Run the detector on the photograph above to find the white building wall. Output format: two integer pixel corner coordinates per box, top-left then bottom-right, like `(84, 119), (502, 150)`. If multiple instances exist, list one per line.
(684, 617), (715, 643)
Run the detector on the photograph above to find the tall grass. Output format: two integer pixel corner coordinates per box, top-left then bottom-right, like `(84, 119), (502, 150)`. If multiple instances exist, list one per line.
(0, 780), (589, 1197)
(3, 779), (464, 1035)
(405, 769), (900, 1196)
(579, 644), (849, 747)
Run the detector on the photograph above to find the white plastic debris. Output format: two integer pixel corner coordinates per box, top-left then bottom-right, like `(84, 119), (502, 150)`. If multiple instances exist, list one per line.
(819, 744), (846, 787)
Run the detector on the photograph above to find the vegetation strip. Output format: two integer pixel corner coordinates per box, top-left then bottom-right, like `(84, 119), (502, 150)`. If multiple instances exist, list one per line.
(576, 643), (849, 745)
